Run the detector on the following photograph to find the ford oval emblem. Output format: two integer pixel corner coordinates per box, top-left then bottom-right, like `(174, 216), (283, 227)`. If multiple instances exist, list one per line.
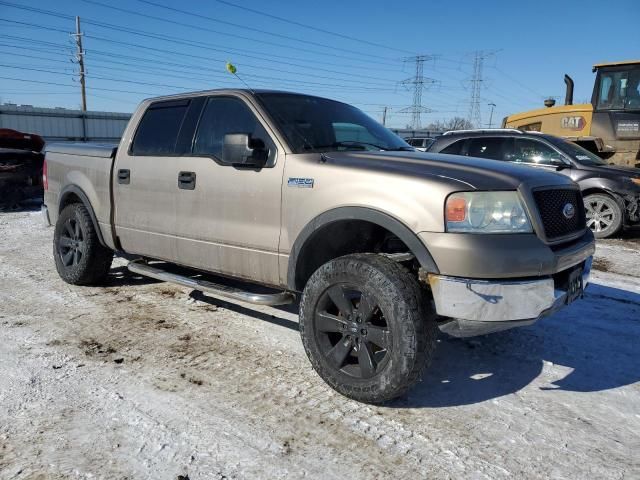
(562, 203), (575, 219)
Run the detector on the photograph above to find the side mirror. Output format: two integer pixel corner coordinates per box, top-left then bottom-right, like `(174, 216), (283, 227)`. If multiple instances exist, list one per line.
(222, 133), (268, 168)
(550, 156), (570, 170)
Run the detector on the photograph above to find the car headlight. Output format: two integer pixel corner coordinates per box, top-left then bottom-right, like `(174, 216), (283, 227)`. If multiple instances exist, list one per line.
(445, 191), (533, 233)
(626, 177), (640, 187)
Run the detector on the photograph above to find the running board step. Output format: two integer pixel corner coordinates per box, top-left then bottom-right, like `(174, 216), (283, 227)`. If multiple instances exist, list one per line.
(127, 260), (295, 306)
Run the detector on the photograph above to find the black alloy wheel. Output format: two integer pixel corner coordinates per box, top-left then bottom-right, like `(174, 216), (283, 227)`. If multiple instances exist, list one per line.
(314, 283), (392, 379)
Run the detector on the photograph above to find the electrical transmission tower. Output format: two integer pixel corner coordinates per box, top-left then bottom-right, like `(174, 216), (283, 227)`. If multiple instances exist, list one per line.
(400, 55), (436, 129)
(467, 50), (496, 127)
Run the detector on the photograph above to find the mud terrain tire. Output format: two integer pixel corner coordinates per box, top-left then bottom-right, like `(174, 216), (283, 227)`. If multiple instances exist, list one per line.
(299, 253), (437, 403)
(54, 203), (113, 285)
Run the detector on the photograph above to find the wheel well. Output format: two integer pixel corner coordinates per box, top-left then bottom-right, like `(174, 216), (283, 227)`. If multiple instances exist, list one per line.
(581, 188), (624, 213)
(581, 188), (614, 200)
(293, 219), (414, 291)
(58, 188), (107, 247)
(59, 192), (82, 210)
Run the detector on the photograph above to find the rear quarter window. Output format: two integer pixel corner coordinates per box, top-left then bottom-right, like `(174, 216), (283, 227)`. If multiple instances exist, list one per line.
(131, 100), (190, 156)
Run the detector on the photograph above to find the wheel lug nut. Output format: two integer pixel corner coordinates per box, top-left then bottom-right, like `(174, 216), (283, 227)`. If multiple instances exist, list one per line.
(361, 328), (367, 336)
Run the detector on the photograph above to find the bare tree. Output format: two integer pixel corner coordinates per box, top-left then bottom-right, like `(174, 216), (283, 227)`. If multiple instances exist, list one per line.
(425, 117), (474, 132)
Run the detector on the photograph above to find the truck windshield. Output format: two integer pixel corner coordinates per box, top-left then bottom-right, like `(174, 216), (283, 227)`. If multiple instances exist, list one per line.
(256, 93), (411, 153)
(596, 66), (640, 110)
(548, 137), (608, 166)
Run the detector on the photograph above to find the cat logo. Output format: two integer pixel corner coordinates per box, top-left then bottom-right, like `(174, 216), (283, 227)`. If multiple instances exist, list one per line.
(561, 116), (586, 131)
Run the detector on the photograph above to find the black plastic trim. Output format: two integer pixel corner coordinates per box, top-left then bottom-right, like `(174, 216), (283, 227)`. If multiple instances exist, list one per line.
(58, 185), (107, 247)
(287, 206), (440, 290)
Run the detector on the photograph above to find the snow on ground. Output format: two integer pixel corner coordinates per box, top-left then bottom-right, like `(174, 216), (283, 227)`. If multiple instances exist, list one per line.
(0, 208), (638, 479)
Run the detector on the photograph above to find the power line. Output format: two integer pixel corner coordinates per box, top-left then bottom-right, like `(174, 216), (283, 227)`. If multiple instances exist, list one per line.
(492, 65), (544, 99)
(0, 18), (69, 33)
(0, 6), (401, 70)
(0, 1), (402, 68)
(81, 18), (399, 71)
(82, 33), (401, 85)
(4, 29), (398, 87)
(83, 0), (400, 63)
(0, 60), (407, 99)
(209, 0), (415, 55)
(0, 75), (168, 96)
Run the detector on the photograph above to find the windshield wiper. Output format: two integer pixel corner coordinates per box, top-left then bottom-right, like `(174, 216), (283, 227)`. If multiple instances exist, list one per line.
(334, 140), (389, 151)
(304, 141), (390, 152)
(387, 146), (415, 151)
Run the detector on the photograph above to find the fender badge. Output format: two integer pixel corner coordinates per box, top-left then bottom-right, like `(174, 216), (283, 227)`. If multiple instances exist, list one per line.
(288, 177), (314, 188)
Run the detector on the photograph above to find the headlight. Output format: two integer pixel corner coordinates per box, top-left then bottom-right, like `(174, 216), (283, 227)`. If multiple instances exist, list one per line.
(627, 177), (640, 187)
(445, 191), (533, 233)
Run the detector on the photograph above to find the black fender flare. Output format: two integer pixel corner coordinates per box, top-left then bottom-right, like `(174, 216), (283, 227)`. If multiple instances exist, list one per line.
(579, 179), (632, 225)
(287, 206), (439, 290)
(58, 185), (107, 247)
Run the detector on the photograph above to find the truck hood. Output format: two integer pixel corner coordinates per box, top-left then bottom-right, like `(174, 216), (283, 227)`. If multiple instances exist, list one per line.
(578, 163), (640, 178)
(325, 151), (575, 191)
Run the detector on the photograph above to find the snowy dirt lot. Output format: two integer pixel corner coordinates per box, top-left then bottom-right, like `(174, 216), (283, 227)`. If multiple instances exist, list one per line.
(1, 208), (639, 480)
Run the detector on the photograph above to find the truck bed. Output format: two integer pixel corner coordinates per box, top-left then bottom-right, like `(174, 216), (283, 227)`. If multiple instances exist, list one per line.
(44, 142), (118, 249)
(46, 142), (118, 158)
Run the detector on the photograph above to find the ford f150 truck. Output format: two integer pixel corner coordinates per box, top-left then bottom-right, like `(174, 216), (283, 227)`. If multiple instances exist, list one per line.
(43, 89), (595, 403)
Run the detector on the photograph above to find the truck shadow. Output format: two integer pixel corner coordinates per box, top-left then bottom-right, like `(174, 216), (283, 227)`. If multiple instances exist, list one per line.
(104, 266), (163, 287)
(397, 282), (640, 408)
(106, 264), (640, 408)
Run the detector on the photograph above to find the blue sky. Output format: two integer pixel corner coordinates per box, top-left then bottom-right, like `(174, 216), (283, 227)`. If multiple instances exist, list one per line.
(0, 0), (638, 128)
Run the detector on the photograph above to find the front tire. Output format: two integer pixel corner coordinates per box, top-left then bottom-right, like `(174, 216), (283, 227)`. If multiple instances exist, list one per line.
(584, 193), (623, 239)
(299, 253), (437, 403)
(53, 203), (113, 285)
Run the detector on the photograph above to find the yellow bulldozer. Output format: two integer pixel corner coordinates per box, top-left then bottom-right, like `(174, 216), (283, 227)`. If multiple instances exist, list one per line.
(503, 60), (640, 167)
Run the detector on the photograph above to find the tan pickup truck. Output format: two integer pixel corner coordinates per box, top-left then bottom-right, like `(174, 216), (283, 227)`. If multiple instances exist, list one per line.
(43, 89), (595, 403)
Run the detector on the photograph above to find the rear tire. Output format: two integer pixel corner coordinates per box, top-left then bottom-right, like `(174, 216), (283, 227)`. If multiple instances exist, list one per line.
(584, 193), (623, 239)
(299, 253), (437, 404)
(53, 203), (113, 285)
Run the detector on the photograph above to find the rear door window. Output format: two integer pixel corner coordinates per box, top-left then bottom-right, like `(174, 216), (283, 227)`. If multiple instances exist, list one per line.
(439, 139), (465, 154)
(467, 137), (509, 160)
(131, 100), (189, 156)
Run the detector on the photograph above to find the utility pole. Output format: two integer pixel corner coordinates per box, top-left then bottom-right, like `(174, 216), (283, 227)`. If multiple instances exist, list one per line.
(487, 102), (496, 128)
(400, 55), (436, 130)
(73, 16), (87, 112)
(468, 50), (496, 128)
(382, 106), (388, 126)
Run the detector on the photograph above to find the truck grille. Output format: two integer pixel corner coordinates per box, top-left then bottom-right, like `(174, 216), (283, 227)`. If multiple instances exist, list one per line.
(532, 188), (585, 241)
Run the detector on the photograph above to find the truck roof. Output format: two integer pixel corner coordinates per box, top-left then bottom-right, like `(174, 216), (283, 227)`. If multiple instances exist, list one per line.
(140, 88), (334, 104)
(592, 60), (640, 69)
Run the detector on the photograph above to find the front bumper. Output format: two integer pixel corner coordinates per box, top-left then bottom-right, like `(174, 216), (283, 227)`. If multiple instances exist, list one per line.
(429, 256), (592, 337)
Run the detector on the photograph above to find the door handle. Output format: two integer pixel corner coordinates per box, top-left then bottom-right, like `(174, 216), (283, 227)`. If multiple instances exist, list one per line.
(178, 171), (196, 190)
(117, 169), (130, 184)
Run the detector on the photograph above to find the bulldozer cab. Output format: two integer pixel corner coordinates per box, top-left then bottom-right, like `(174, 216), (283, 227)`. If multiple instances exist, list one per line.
(503, 60), (640, 166)
(592, 61), (640, 111)
(590, 61), (640, 165)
